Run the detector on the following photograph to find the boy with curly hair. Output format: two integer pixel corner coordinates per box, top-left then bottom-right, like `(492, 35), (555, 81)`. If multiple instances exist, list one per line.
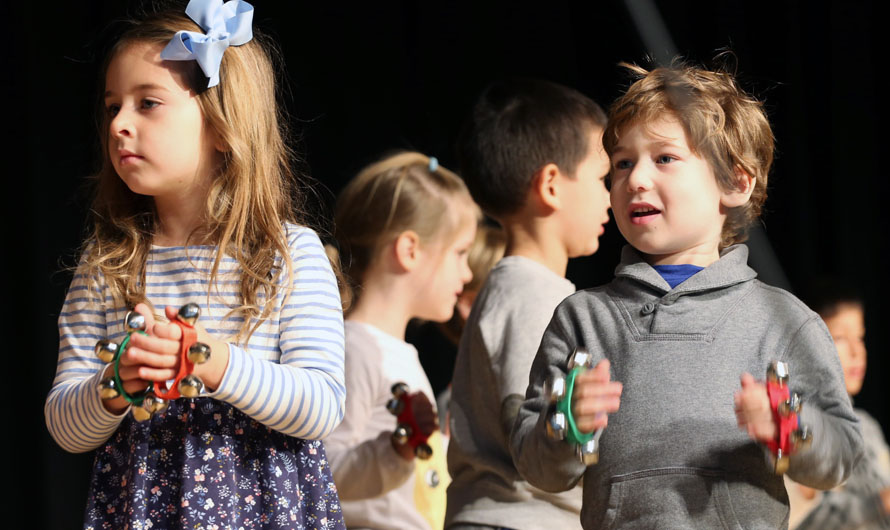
(511, 63), (863, 529)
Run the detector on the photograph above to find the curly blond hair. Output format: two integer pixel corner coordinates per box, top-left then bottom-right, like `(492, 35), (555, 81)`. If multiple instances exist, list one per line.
(603, 61), (774, 248)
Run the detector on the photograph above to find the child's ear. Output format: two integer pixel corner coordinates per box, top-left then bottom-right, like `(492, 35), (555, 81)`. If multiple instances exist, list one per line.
(721, 166), (756, 208)
(533, 163), (563, 211)
(393, 230), (422, 272)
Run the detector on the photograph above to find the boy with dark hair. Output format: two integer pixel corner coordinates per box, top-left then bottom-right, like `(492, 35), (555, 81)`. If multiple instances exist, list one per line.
(446, 78), (611, 530)
(787, 280), (890, 529)
(511, 63), (863, 529)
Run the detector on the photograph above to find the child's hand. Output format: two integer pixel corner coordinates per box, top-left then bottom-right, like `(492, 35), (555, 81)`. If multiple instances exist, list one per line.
(734, 372), (777, 443)
(156, 305), (229, 392)
(100, 303), (181, 414)
(409, 392), (438, 437)
(571, 359), (623, 432)
(114, 304), (229, 391)
(118, 303), (183, 384)
(392, 392), (438, 461)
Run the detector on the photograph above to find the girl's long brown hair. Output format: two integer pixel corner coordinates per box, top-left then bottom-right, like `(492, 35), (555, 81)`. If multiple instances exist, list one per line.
(83, 8), (302, 342)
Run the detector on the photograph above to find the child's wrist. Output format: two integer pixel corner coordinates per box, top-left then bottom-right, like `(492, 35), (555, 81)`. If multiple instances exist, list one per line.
(193, 338), (230, 392)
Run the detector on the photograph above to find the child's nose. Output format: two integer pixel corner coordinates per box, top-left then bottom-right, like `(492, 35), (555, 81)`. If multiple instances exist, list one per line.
(626, 163), (653, 191)
(852, 339), (867, 360)
(461, 260), (473, 284)
(110, 111), (134, 138)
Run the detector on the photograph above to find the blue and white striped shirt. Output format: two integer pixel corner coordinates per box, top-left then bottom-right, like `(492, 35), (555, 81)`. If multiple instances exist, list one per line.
(45, 224), (346, 453)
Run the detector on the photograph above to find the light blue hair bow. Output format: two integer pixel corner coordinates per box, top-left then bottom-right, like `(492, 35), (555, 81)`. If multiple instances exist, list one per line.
(160, 0), (254, 88)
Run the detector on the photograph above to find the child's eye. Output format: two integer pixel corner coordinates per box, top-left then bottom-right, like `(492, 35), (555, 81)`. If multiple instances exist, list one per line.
(106, 104), (120, 117)
(656, 154), (676, 164)
(141, 99), (160, 110)
(613, 159), (633, 171)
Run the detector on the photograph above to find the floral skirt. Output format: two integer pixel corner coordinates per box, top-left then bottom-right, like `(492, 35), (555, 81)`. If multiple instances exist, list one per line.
(84, 398), (345, 530)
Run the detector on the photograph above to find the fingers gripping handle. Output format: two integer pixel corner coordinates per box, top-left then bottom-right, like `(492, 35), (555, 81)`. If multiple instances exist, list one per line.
(765, 361), (813, 474)
(545, 348), (604, 466)
(95, 304), (212, 422)
(387, 382), (434, 460)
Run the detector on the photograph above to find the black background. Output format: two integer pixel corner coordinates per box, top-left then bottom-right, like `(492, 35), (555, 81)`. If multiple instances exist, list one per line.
(4, 1), (888, 527)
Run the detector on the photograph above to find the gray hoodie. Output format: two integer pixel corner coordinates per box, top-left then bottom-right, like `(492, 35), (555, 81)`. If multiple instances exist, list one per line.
(511, 245), (863, 529)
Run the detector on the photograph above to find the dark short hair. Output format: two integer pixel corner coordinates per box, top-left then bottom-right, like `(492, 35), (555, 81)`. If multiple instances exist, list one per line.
(800, 277), (864, 320)
(457, 78), (607, 218)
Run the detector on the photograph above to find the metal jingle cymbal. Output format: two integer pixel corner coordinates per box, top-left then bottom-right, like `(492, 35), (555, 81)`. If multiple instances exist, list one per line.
(177, 303), (201, 326)
(544, 376), (566, 404)
(95, 340), (119, 363)
(577, 438), (600, 466)
(414, 443), (433, 460)
(568, 348), (593, 371)
(125, 311), (147, 333)
(390, 382), (409, 398)
(392, 424), (412, 445)
(143, 393), (168, 414)
(178, 374), (205, 398)
(187, 342), (212, 364)
(386, 398), (404, 417)
(546, 411), (567, 441)
(131, 403), (153, 422)
(767, 361), (790, 386)
(97, 377), (120, 400)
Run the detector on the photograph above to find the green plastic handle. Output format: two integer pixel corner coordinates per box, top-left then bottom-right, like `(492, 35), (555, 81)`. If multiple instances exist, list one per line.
(556, 365), (595, 445)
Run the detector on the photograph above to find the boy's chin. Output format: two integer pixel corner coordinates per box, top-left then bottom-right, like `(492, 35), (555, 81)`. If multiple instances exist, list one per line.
(567, 238), (601, 259)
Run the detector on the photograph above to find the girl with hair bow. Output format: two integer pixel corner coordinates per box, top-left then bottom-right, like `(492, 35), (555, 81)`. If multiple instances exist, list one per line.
(44, 1), (347, 528)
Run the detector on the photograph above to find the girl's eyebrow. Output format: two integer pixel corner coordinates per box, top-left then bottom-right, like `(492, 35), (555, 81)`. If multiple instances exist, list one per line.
(104, 83), (171, 99)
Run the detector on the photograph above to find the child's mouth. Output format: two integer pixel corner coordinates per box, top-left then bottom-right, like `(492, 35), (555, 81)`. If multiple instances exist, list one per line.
(630, 207), (661, 225)
(630, 208), (661, 217)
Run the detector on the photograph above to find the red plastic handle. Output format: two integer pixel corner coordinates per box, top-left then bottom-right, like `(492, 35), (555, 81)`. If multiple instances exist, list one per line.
(765, 378), (798, 455)
(396, 392), (431, 449)
(152, 319), (197, 399)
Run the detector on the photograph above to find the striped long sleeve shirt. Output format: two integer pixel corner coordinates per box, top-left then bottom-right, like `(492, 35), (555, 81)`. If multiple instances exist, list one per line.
(45, 224), (346, 453)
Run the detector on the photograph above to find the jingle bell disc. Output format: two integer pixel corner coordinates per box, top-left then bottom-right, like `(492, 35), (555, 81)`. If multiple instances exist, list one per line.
(392, 425), (411, 445)
(544, 376), (566, 404)
(177, 303), (201, 326)
(98, 377), (121, 400)
(188, 342), (212, 364)
(415, 443), (433, 460)
(178, 374), (205, 398)
(125, 311), (147, 333)
(567, 348), (593, 371)
(546, 411), (567, 440)
(767, 361), (790, 385)
(95, 340), (119, 363)
(577, 438), (600, 466)
(779, 393), (802, 417)
(774, 450), (790, 475)
(143, 393), (168, 414)
(386, 398), (404, 416)
(390, 382), (409, 398)
(131, 403), (153, 422)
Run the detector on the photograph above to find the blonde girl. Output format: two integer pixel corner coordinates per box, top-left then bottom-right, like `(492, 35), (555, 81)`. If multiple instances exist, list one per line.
(44, 2), (346, 528)
(325, 152), (479, 530)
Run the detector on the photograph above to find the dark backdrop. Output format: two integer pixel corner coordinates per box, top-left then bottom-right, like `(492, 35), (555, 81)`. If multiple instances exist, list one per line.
(5, 1), (887, 527)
